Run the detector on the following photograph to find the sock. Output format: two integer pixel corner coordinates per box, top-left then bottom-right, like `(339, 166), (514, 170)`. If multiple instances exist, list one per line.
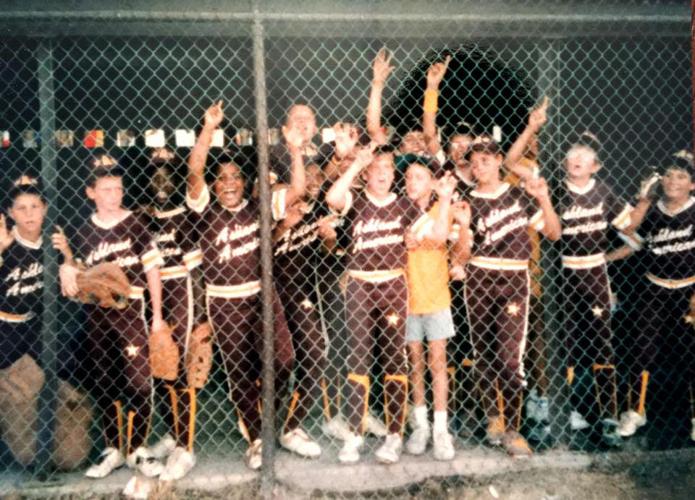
(433, 411), (448, 434)
(413, 405), (428, 428)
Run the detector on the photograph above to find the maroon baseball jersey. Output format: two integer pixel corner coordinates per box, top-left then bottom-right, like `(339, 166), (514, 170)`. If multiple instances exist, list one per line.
(467, 182), (544, 270)
(556, 178), (632, 269)
(0, 228), (43, 319)
(635, 197), (695, 285)
(74, 211), (162, 290)
(339, 190), (424, 275)
(149, 206), (202, 279)
(187, 184), (286, 297)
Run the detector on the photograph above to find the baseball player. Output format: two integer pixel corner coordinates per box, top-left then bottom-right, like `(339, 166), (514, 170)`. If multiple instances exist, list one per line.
(59, 154), (166, 483)
(143, 149), (204, 481)
(457, 135), (561, 458)
(0, 176), (93, 471)
(186, 101), (313, 470)
(325, 143), (453, 464)
(612, 153), (695, 441)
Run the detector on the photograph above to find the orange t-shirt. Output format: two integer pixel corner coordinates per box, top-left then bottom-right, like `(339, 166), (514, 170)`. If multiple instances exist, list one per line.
(407, 201), (453, 315)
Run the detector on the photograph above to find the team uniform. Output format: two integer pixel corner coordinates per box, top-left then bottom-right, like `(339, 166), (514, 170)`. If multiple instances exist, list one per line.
(556, 178), (632, 425)
(464, 182), (545, 434)
(626, 197), (695, 431)
(186, 184), (294, 445)
(74, 211), (163, 455)
(148, 206), (203, 453)
(274, 197), (330, 432)
(339, 190), (425, 435)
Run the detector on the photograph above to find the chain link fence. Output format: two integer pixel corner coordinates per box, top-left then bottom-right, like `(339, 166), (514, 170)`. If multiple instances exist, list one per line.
(0, 1), (693, 497)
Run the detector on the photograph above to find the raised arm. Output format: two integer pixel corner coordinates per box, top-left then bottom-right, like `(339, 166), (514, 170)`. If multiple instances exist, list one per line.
(282, 124), (307, 207)
(526, 176), (562, 241)
(366, 49), (394, 145)
(427, 171), (457, 243)
(325, 145), (374, 213)
(450, 200), (472, 266)
(423, 56), (451, 156)
(188, 101), (224, 200)
(504, 96), (549, 180)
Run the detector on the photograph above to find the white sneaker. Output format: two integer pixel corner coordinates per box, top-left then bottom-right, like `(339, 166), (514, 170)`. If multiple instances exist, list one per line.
(570, 410), (590, 431)
(338, 432), (364, 464)
(84, 447), (125, 478)
(126, 447), (164, 478)
(322, 415), (354, 441)
(122, 474), (153, 499)
(405, 425), (430, 455)
(618, 410), (646, 437)
(280, 428), (322, 458)
(365, 412), (388, 437)
(432, 430), (455, 461)
(375, 433), (403, 464)
(149, 433), (176, 460)
(245, 439), (262, 470)
(525, 389), (540, 421)
(691, 418), (695, 442)
(159, 447), (196, 481)
(535, 396), (550, 423)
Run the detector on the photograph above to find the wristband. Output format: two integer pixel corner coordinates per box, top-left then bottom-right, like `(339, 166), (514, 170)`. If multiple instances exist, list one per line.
(423, 89), (439, 114)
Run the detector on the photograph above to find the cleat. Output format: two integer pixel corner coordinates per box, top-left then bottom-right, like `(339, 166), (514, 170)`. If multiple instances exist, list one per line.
(618, 410), (646, 437)
(122, 474), (152, 499)
(405, 425), (430, 455)
(84, 447), (124, 479)
(365, 412), (388, 437)
(601, 418), (622, 448)
(375, 433), (403, 464)
(245, 439), (263, 470)
(501, 431), (533, 459)
(534, 396), (550, 423)
(280, 428), (321, 458)
(159, 447), (196, 481)
(149, 433), (176, 460)
(486, 415), (505, 445)
(338, 432), (364, 464)
(432, 430), (455, 461)
(322, 415), (354, 441)
(570, 410), (590, 431)
(525, 389), (540, 422)
(126, 447), (164, 478)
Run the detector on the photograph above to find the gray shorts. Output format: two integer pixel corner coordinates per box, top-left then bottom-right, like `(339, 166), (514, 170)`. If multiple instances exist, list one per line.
(406, 308), (455, 343)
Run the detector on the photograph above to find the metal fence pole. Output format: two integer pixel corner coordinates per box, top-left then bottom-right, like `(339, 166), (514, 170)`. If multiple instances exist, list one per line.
(252, 7), (277, 498)
(33, 39), (61, 480)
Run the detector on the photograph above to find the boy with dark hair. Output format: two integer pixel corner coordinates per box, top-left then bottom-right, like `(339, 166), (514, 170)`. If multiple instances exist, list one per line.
(59, 153), (166, 486)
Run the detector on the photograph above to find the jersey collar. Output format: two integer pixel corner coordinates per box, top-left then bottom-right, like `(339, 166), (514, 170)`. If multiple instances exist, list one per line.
(471, 182), (510, 199)
(154, 206), (186, 219)
(11, 227), (42, 249)
(566, 178), (596, 195)
(657, 197), (695, 217)
(365, 191), (397, 207)
(91, 210), (132, 229)
(223, 198), (249, 213)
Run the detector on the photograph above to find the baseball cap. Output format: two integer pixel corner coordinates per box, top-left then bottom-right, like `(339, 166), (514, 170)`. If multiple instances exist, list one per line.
(465, 134), (501, 160)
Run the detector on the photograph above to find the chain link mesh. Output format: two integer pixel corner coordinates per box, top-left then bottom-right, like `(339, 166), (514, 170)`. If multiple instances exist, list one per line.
(0, 1), (692, 497)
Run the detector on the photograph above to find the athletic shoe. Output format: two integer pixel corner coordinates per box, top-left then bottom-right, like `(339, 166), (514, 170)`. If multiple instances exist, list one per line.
(601, 418), (622, 448)
(501, 431), (532, 459)
(122, 474), (152, 499)
(84, 447), (125, 478)
(126, 447), (164, 478)
(535, 396), (550, 423)
(432, 430), (455, 461)
(570, 410), (590, 431)
(280, 428), (322, 458)
(690, 418), (695, 442)
(322, 415), (354, 441)
(525, 389), (540, 422)
(338, 432), (364, 464)
(618, 410), (646, 437)
(365, 412), (388, 437)
(486, 415), (505, 445)
(245, 439), (263, 470)
(375, 433), (403, 464)
(405, 425), (430, 455)
(149, 433), (176, 460)
(159, 447), (196, 481)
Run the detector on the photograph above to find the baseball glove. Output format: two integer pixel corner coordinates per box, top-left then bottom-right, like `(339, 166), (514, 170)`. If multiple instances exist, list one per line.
(186, 322), (213, 389)
(76, 262), (131, 309)
(149, 323), (180, 381)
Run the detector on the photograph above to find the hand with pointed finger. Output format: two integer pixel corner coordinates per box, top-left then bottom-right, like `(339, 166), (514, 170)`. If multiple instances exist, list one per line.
(204, 100), (224, 130)
(372, 48), (394, 86)
(426, 55), (451, 90)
